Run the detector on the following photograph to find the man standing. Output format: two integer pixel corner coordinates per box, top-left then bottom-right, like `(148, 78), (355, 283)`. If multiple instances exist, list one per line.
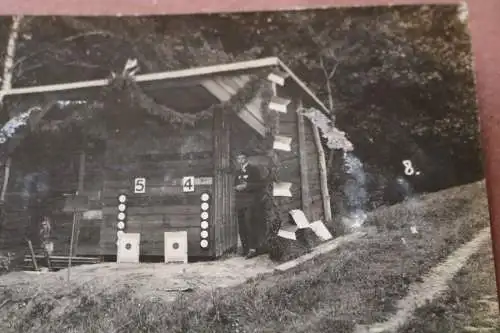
(234, 152), (264, 259)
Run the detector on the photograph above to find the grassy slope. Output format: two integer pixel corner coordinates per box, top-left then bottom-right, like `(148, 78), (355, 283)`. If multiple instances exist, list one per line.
(400, 241), (499, 333)
(0, 181), (491, 333)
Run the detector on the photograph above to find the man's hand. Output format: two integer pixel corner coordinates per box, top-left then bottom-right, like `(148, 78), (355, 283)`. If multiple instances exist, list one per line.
(235, 183), (247, 191)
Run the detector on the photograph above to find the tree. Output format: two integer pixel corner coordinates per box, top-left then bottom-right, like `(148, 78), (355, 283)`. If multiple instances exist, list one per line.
(0, 5), (481, 208)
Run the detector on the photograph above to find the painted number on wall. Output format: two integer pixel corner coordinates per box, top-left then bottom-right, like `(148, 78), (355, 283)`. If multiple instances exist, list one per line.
(134, 177), (146, 193)
(182, 176), (195, 193)
(402, 160), (421, 176)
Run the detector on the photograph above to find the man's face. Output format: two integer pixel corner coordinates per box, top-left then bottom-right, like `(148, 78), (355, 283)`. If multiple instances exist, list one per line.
(236, 155), (247, 167)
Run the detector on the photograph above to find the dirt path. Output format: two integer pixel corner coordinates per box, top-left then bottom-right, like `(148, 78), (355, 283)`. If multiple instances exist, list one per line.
(354, 227), (492, 333)
(1, 231), (371, 306)
(1, 253), (277, 304)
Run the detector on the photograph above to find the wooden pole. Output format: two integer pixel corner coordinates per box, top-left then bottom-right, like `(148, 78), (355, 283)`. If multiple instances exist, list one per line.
(0, 16), (22, 265)
(26, 239), (38, 271)
(0, 158), (12, 239)
(67, 211), (77, 282)
(296, 101), (311, 218)
(310, 120), (333, 222)
(0, 157), (11, 203)
(68, 149), (86, 281)
(72, 150), (86, 256)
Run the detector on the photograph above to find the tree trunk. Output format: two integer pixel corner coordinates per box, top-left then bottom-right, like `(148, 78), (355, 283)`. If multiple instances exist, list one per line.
(0, 16), (22, 266)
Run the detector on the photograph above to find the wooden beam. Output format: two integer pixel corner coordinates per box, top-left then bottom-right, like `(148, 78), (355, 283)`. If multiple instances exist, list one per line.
(297, 101), (311, 217)
(0, 157), (11, 203)
(310, 119), (333, 222)
(4, 57), (281, 97)
(201, 79), (266, 136)
(71, 150), (86, 256)
(276, 59), (331, 117)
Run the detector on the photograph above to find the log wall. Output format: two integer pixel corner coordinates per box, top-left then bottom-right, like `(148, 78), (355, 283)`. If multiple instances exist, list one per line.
(98, 119), (215, 257)
(273, 82), (325, 224)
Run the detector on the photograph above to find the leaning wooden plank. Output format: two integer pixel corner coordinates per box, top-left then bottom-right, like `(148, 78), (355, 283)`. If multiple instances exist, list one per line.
(297, 106), (311, 217)
(277, 224), (298, 240)
(274, 231), (367, 272)
(309, 220), (333, 241)
(289, 209), (311, 229)
(26, 239), (38, 271)
(268, 96), (291, 113)
(273, 182), (292, 197)
(310, 119), (333, 222)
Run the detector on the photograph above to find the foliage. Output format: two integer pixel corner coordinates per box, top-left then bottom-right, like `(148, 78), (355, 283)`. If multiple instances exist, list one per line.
(0, 5), (482, 255)
(260, 81), (283, 260)
(302, 106), (353, 152)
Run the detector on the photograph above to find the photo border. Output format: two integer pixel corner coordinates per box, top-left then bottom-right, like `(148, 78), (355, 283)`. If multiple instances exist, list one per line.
(0, 0), (498, 302)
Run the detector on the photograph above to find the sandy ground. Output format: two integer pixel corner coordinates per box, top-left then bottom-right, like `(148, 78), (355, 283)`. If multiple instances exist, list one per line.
(0, 253), (276, 303)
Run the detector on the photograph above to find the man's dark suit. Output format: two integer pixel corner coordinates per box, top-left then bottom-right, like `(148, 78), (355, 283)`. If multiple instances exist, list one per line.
(235, 163), (264, 253)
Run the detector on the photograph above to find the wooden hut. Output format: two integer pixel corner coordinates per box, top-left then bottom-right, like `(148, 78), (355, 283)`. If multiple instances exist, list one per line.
(0, 57), (333, 261)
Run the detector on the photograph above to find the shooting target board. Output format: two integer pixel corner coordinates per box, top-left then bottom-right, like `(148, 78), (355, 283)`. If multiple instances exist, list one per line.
(117, 233), (141, 263)
(164, 231), (188, 263)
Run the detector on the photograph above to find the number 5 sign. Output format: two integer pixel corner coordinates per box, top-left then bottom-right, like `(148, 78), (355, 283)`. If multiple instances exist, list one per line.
(134, 177), (146, 193)
(182, 176), (195, 192)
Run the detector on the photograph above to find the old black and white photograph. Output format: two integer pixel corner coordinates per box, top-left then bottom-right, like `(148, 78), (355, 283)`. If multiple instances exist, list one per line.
(0, 4), (497, 333)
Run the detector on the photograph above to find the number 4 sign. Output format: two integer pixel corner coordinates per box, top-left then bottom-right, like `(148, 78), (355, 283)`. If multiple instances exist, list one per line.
(134, 178), (146, 193)
(182, 176), (195, 192)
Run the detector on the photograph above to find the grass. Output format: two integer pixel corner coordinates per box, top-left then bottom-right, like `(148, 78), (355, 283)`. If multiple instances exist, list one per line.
(0, 180), (490, 333)
(400, 241), (499, 333)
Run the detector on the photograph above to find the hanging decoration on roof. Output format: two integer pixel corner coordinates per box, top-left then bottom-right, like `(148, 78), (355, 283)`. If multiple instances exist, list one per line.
(301, 106), (354, 152)
(100, 71), (266, 127)
(23, 69), (267, 142)
(260, 78), (283, 260)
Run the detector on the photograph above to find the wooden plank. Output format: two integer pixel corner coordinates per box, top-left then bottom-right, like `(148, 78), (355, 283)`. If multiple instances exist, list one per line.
(105, 151), (214, 165)
(77, 224), (101, 246)
(213, 106), (225, 256)
(5, 57), (280, 97)
(82, 209), (103, 220)
(0, 157), (11, 202)
(297, 104), (311, 218)
(274, 232), (367, 273)
(103, 205), (201, 216)
(101, 195), (207, 207)
(103, 177), (214, 189)
(102, 185), (211, 198)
